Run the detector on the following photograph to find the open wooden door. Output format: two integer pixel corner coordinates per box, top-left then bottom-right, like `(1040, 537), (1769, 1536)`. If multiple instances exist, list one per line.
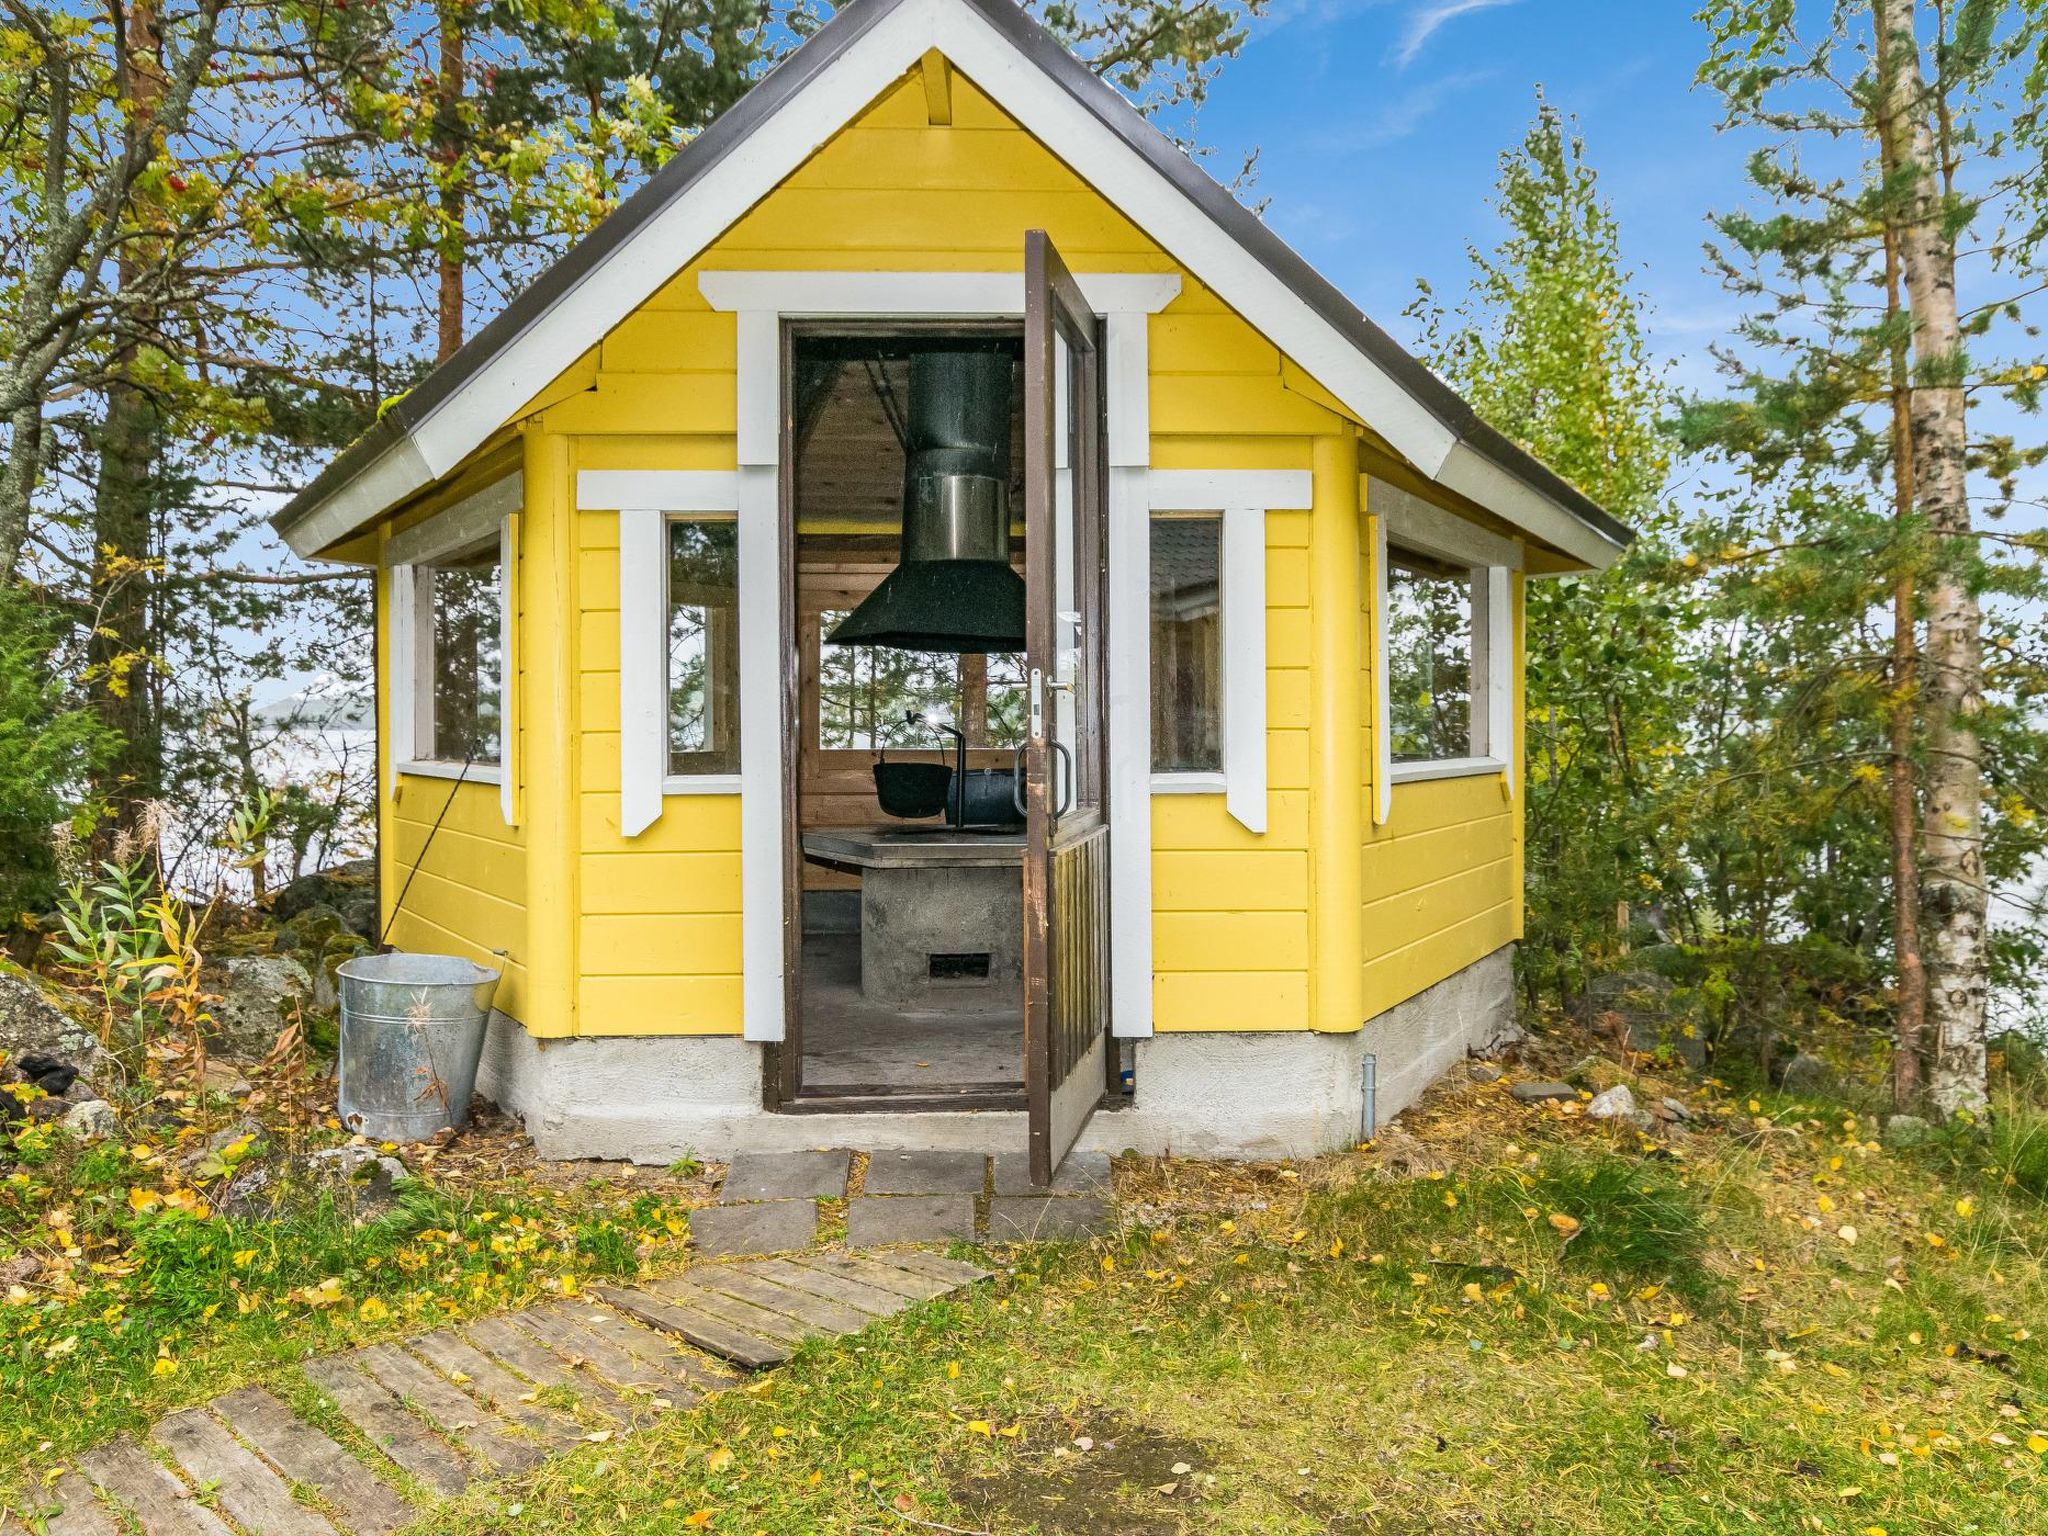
(1022, 229), (1113, 1186)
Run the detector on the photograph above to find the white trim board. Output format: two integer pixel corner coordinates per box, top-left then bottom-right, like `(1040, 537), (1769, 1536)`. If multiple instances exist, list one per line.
(280, 0), (1623, 570)
(698, 269), (1180, 318)
(384, 472), (521, 567)
(580, 470), (741, 511)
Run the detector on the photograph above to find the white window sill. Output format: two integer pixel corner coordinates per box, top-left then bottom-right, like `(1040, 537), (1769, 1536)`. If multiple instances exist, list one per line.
(1389, 756), (1507, 785)
(1151, 772), (1226, 795)
(398, 760), (504, 785)
(664, 774), (744, 795)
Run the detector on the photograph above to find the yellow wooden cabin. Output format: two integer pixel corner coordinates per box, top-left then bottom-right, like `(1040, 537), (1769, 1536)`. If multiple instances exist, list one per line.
(275, 0), (1631, 1177)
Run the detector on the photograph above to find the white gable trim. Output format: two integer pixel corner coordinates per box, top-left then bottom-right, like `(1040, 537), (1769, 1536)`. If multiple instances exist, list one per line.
(699, 269), (1179, 318)
(288, 0), (1617, 568)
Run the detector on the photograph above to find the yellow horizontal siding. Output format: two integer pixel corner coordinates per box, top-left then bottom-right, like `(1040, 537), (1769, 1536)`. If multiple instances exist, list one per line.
(579, 975), (744, 1035)
(1154, 971), (1309, 1032)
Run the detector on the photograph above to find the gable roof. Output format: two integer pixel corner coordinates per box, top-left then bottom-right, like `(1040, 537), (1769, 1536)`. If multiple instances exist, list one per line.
(273, 0), (1632, 567)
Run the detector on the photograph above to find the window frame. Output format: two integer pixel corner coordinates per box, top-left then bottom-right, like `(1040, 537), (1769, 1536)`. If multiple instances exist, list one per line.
(661, 511), (745, 792)
(1146, 509), (1227, 791)
(386, 478), (519, 812)
(1369, 478), (1519, 820)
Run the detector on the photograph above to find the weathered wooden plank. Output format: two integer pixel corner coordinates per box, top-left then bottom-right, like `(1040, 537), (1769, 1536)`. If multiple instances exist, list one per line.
(549, 1302), (738, 1395)
(513, 1304), (687, 1392)
(301, 1358), (470, 1498)
(354, 1343), (544, 1475)
(811, 1251), (965, 1302)
(761, 1254), (920, 1311)
(650, 1276), (818, 1345)
(406, 1332), (586, 1447)
(1, 1471), (119, 1536)
(589, 1285), (789, 1370)
(460, 1316), (636, 1425)
(884, 1251), (993, 1287)
(78, 1438), (234, 1536)
(210, 1387), (414, 1536)
(694, 1267), (874, 1335)
(151, 1409), (338, 1536)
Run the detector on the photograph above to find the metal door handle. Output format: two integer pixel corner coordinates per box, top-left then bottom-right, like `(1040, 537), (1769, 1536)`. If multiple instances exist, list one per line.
(1011, 742), (1075, 817)
(1052, 740), (1074, 816)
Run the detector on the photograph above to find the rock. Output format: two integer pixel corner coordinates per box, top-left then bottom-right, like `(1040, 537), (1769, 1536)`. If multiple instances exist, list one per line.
(205, 955), (313, 1059)
(273, 904), (347, 957)
(59, 1099), (117, 1139)
(1574, 968), (1708, 1069)
(1777, 1053), (1835, 1095)
(1467, 1062), (1503, 1084)
(308, 1144), (410, 1205)
(272, 860), (378, 941)
(1586, 1084), (1639, 1121)
(1660, 1096), (1695, 1123)
(201, 1060), (252, 1098)
(1882, 1113), (1936, 1150)
(0, 965), (101, 1081)
(1509, 1080), (1579, 1104)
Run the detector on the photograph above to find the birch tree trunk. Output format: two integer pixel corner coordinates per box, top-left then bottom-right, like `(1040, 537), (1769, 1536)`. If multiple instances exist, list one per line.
(1884, 4), (1987, 1115)
(1873, 0), (1927, 1109)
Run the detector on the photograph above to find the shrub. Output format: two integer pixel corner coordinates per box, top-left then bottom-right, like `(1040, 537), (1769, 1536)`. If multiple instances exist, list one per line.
(0, 585), (109, 926)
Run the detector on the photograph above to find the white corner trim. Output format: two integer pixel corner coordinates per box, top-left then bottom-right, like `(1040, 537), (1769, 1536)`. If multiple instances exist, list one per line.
(386, 564), (418, 795)
(499, 515), (517, 826)
(384, 472), (522, 567)
(736, 464), (784, 1042)
(1148, 469), (1310, 511)
(735, 312), (782, 468)
(1150, 772), (1226, 794)
(397, 759), (505, 786)
(1104, 313), (1149, 468)
(1389, 756), (1508, 785)
(698, 269), (1181, 317)
(579, 470), (741, 511)
(1107, 464), (1153, 1039)
(619, 508), (667, 838)
(1221, 505), (1267, 835)
(1486, 566), (1515, 791)
(1372, 515), (1392, 827)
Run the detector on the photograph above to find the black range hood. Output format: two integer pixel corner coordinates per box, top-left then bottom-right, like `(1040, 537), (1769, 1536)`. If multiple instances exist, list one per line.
(826, 348), (1025, 654)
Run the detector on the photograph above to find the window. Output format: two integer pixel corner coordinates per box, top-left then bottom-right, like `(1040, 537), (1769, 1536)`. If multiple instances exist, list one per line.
(1150, 514), (1221, 773)
(419, 546), (503, 767)
(1385, 553), (1474, 763)
(816, 619), (1026, 750)
(668, 517), (741, 776)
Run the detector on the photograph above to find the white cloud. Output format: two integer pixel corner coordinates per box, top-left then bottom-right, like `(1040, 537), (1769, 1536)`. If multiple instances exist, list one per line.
(1311, 69), (1493, 150)
(1395, 0), (1522, 66)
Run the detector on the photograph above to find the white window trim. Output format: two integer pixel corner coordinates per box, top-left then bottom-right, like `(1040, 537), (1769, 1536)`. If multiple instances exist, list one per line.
(1143, 470), (1308, 835)
(1370, 476), (1519, 822)
(608, 489), (751, 839)
(385, 477), (519, 810)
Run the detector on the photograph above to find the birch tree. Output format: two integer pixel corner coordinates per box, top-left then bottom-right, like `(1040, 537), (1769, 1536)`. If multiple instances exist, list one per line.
(1694, 0), (2048, 1114)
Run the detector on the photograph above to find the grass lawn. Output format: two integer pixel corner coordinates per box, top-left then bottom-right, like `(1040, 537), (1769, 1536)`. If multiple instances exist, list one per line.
(6, 1049), (2047, 1533)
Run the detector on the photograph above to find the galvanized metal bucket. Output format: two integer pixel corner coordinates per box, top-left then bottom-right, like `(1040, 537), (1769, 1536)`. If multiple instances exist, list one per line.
(336, 953), (501, 1142)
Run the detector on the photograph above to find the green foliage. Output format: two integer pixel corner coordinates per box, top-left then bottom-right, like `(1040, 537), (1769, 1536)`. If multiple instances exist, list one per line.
(1410, 96), (1688, 1008)
(46, 856), (166, 1045)
(0, 586), (106, 925)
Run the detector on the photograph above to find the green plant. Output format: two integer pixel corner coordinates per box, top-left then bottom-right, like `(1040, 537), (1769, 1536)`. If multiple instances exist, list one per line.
(0, 584), (108, 932)
(573, 1218), (641, 1280)
(1990, 1098), (2048, 1203)
(47, 855), (166, 1044)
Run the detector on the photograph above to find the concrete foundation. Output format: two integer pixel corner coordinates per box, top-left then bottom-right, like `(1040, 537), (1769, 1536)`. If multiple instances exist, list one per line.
(476, 944), (1517, 1164)
(860, 864), (1022, 1009)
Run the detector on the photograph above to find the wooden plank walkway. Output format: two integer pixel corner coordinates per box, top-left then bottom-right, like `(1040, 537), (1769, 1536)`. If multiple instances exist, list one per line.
(5, 1251), (989, 1534)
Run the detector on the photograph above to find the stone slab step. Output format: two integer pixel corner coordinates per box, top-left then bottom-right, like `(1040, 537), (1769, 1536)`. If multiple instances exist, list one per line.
(210, 1386), (415, 1536)
(152, 1407), (338, 1536)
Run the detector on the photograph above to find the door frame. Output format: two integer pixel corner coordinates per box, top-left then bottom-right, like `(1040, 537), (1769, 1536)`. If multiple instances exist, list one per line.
(689, 271), (1178, 1099)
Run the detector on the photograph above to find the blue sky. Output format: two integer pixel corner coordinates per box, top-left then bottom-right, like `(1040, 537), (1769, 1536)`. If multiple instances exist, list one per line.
(1188, 1), (1744, 390)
